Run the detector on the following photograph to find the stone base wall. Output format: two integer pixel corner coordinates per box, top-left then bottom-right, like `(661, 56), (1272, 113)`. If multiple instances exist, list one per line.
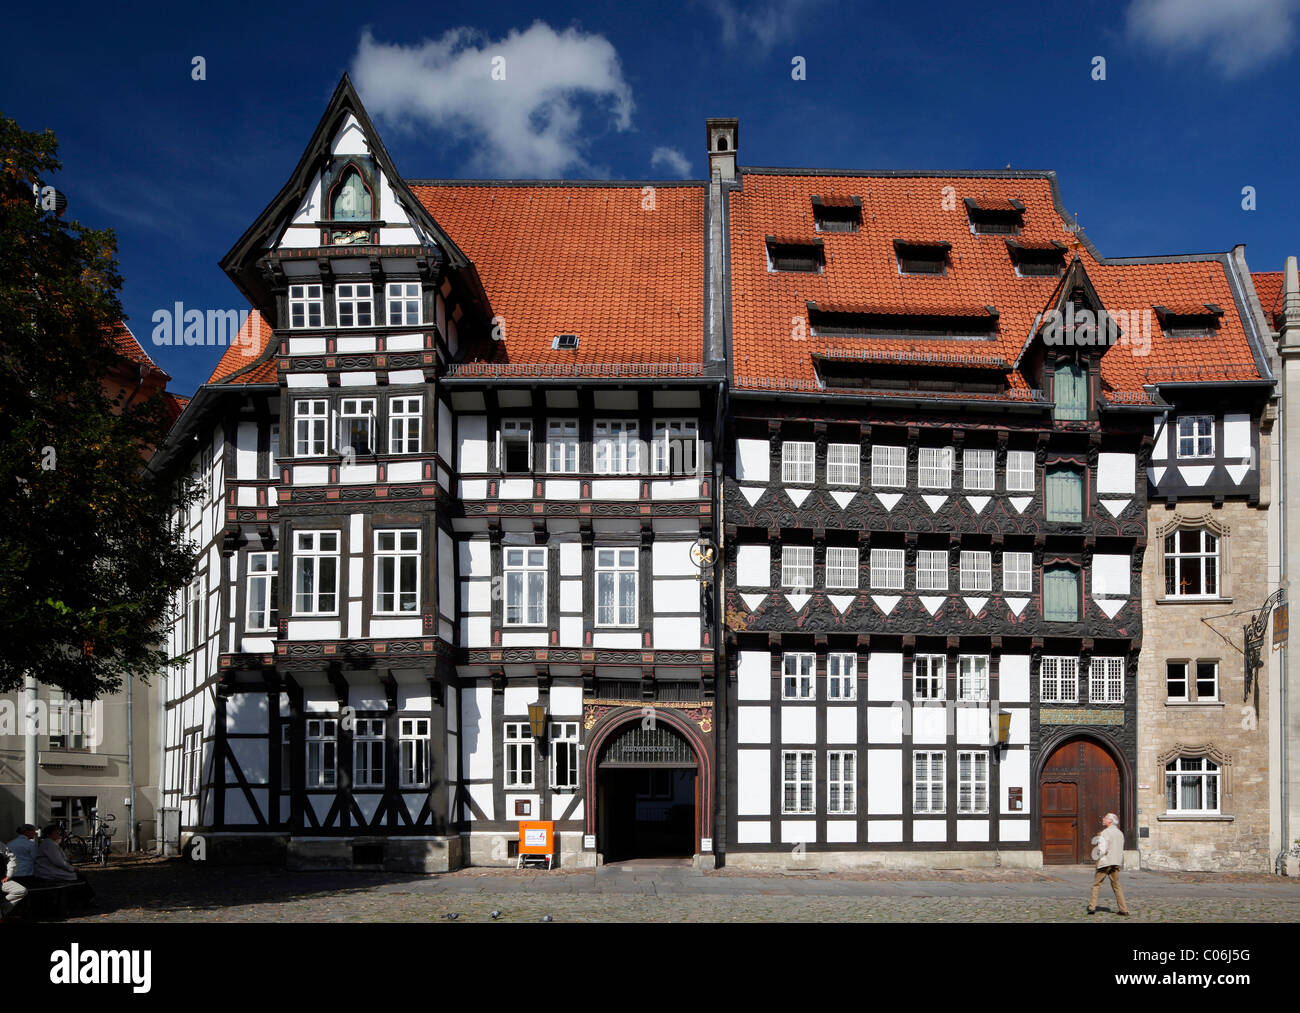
(721, 848), (1047, 871)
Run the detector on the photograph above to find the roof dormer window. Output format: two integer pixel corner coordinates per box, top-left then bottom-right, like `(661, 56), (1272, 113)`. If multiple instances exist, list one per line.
(1155, 303), (1224, 339)
(766, 236), (825, 273)
(812, 195), (861, 233)
(965, 197), (1025, 235)
(1007, 239), (1067, 278)
(552, 333), (580, 350)
(894, 240), (950, 276)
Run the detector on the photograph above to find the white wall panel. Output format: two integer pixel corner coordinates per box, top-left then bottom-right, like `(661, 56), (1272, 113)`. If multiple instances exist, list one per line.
(736, 749), (771, 815)
(867, 652), (903, 701)
(735, 544), (770, 587)
(737, 651), (771, 701)
(866, 749), (902, 814)
(736, 439), (771, 483)
(1097, 452), (1135, 494)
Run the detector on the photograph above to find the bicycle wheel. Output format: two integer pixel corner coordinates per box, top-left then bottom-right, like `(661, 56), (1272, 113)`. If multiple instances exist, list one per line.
(63, 835), (90, 865)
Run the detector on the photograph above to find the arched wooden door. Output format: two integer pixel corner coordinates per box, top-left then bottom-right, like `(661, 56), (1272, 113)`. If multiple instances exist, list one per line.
(1039, 739), (1120, 864)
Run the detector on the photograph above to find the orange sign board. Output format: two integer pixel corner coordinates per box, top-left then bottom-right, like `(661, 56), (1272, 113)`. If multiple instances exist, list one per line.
(518, 821), (554, 855)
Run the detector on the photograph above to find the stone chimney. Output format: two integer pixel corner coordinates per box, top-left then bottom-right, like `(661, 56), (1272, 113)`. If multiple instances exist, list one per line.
(1281, 255), (1300, 352)
(706, 118), (738, 181)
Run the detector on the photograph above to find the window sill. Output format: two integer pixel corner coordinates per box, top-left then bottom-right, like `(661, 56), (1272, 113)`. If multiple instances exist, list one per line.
(1156, 813), (1233, 822)
(1165, 700), (1224, 708)
(1155, 597), (1233, 606)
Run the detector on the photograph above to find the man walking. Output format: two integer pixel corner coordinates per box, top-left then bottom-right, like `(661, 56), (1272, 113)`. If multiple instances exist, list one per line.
(1087, 812), (1129, 916)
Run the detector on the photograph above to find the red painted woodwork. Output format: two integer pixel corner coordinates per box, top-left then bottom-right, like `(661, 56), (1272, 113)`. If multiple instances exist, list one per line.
(1039, 739), (1120, 864)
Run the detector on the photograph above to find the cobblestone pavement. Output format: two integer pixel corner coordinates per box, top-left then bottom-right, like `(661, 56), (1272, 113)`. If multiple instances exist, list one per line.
(55, 856), (1300, 923)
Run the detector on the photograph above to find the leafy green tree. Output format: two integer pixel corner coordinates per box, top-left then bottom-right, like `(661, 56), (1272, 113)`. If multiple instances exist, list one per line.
(0, 114), (194, 698)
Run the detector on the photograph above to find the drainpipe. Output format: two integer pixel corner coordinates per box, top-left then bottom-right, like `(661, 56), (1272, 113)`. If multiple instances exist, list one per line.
(127, 674), (137, 852)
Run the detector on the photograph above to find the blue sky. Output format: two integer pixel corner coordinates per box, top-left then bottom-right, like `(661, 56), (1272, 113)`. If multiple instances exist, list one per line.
(4, 0), (1298, 395)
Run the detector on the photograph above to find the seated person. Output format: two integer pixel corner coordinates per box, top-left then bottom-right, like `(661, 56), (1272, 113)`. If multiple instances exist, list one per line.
(7, 825), (37, 886)
(1, 842), (27, 920)
(33, 825), (95, 906)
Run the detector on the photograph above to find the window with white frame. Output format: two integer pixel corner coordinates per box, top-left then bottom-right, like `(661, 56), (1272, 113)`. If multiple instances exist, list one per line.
(827, 652), (857, 700)
(246, 551), (278, 632)
(1166, 756), (1219, 813)
(306, 718), (337, 788)
(1003, 551), (1032, 593)
(183, 729), (200, 794)
(653, 419), (698, 475)
(187, 576), (204, 650)
(918, 446), (953, 489)
(335, 282), (374, 328)
(870, 547), (904, 589)
(1196, 661), (1219, 701)
(1040, 656), (1079, 704)
(914, 751), (945, 814)
(594, 420), (639, 474)
(546, 419), (578, 474)
(504, 722), (534, 789)
(782, 750), (815, 814)
(959, 550), (991, 592)
(595, 547), (638, 627)
(1164, 529), (1218, 597)
(293, 530), (339, 615)
(827, 443), (860, 486)
(48, 689), (93, 750)
(1090, 656), (1125, 704)
(827, 751), (856, 814)
(503, 547), (546, 626)
(388, 396), (422, 454)
(353, 718), (385, 788)
(782, 652), (815, 700)
(400, 718), (429, 787)
(917, 549), (949, 591)
(782, 545), (814, 589)
(280, 725), (291, 791)
(550, 721), (580, 790)
(375, 530), (420, 614)
(1005, 449), (1035, 492)
(1166, 661), (1189, 701)
(914, 654), (946, 700)
(1177, 415), (1214, 459)
(959, 655), (989, 701)
(781, 440), (815, 484)
(270, 423), (280, 462)
(498, 419), (533, 473)
(825, 546), (859, 589)
(386, 282), (421, 326)
(294, 399), (328, 457)
(338, 398), (377, 456)
(871, 445), (906, 487)
(958, 751), (990, 814)
(963, 448), (995, 491)
(288, 284), (323, 329)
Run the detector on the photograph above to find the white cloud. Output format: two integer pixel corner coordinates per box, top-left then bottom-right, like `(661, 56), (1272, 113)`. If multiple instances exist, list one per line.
(650, 146), (692, 178)
(1126, 0), (1300, 78)
(705, 0), (822, 52)
(350, 23), (634, 177)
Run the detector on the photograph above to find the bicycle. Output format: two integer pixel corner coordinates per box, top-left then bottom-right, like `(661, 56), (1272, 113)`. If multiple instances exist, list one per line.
(87, 811), (115, 866)
(54, 820), (91, 865)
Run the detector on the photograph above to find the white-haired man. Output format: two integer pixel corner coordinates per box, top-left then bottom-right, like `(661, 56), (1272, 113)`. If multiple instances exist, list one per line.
(1087, 812), (1129, 916)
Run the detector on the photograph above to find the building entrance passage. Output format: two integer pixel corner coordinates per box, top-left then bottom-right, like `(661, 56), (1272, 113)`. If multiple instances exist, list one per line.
(1040, 738), (1121, 864)
(596, 721), (698, 862)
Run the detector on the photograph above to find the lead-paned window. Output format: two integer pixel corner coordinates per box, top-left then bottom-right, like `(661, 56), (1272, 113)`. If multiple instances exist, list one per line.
(1040, 656), (1079, 704)
(871, 445), (906, 488)
(782, 545), (814, 590)
(781, 441), (815, 484)
(400, 718), (429, 788)
(594, 420), (639, 475)
(388, 396), (422, 454)
(503, 548), (546, 626)
(827, 652), (857, 700)
(914, 751), (945, 814)
(1006, 449), (1035, 492)
(653, 419), (698, 475)
(959, 655), (989, 702)
(335, 282), (374, 328)
(827, 443), (860, 486)
(1166, 757), (1219, 813)
(293, 530), (339, 615)
(914, 654), (946, 700)
(504, 722), (534, 789)
(294, 399), (328, 457)
(338, 398), (377, 457)
(782, 750), (815, 814)
(917, 549), (949, 591)
(825, 546), (859, 589)
(958, 751), (989, 814)
(1164, 529), (1218, 597)
(1177, 415), (1214, 459)
(547, 419), (578, 474)
(782, 652), (815, 700)
(306, 718), (337, 789)
(550, 721), (580, 790)
(595, 547), (638, 627)
(353, 718), (385, 789)
(827, 750), (856, 814)
(1090, 656), (1125, 704)
(870, 547), (904, 590)
(963, 448), (995, 491)
(1003, 551), (1032, 593)
(246, 551), (279, 632)
(918, 446), (953, 489)
(960, 550), (991, 592)
(375, 530), (420, 614)
(386, 282), (421, 326)
(288, 284), (323, 329)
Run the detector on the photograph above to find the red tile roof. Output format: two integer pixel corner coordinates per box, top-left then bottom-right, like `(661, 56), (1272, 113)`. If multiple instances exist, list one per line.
(1252, 271), (1283, 328)
(206, 310), (276, 384)
(729, 172), (1264, 394)
(412, 184), (706, 373)
(106, 322), (169, 379)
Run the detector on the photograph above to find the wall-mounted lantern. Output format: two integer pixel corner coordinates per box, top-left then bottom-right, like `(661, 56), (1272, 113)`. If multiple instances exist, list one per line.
(527, 702), (548, 739)
(996, 710), (1013, 747)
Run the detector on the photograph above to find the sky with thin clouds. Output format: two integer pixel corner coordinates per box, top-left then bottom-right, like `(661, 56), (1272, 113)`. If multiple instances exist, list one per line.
(3, 0), (1298, 394)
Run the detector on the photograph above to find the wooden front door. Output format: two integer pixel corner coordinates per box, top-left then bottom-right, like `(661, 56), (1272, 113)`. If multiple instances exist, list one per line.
(1040, 739), (1121, 864)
